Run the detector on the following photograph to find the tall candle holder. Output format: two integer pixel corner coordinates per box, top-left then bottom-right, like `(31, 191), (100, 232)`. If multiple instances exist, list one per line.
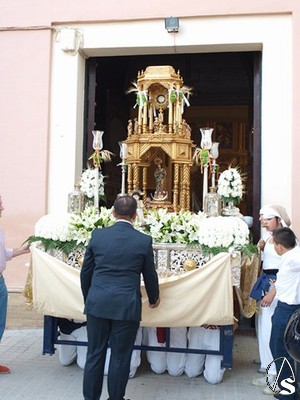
(210, 142), (219, 188)
(92, 130), (104, 208)
(118, 141), (128, 196)
(199, 127), (213, 208)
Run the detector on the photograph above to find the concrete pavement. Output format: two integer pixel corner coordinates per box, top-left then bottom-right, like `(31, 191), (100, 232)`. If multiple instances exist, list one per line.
(0, 326), (278, 400)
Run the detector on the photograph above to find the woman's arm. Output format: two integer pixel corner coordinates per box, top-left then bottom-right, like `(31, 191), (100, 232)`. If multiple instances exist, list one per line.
(261, 287), (276, 307)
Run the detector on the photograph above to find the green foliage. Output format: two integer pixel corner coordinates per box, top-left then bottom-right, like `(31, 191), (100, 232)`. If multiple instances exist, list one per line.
(200, 242), (258, 258)
(27, 235), (84, 255)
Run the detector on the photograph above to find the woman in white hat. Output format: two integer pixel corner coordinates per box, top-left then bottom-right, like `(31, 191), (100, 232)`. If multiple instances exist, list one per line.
(251, 205), (291, 395)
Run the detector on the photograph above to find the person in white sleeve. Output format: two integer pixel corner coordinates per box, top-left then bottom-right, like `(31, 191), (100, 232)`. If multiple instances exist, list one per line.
(261, 227), (300, 400)
(251, 205), (291, 395)
(0, 194), (30, 374)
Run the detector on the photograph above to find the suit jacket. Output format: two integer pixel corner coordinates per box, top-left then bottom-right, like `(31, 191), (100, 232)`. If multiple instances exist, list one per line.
(80, 221), (159, 321)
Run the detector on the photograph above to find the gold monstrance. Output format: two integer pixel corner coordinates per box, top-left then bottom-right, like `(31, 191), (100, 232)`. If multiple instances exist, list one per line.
(124, 65), (195, 212)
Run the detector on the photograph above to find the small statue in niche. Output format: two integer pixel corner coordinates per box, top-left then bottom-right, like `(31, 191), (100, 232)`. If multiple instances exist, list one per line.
(132, 190), (145, 224)
(127, 119), (133, 136)
(182, 119), (192, 138)
(133, 118), (138, 134)
(158, 109), (165, 132)
(152, 157), (168, 201)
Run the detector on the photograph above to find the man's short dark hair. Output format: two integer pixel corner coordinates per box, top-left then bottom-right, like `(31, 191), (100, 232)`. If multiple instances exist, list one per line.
(273, 227), (297, 249)
(113, 195), (137, 216)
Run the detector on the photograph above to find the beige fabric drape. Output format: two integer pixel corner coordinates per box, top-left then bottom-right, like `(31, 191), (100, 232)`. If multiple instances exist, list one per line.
(31, 247), (234, 327)
(234, 253), (260, 318)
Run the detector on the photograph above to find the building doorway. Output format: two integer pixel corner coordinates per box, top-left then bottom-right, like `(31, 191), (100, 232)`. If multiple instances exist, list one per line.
(84, 51), (261, 241)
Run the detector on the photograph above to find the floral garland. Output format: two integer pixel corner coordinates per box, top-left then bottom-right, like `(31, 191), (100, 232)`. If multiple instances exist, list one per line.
(217, 167), (244, 206)
(28, 206), (257, 258)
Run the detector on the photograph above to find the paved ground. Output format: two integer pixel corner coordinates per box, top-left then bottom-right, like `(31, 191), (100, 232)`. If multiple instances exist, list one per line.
(0, 292), (278, 400)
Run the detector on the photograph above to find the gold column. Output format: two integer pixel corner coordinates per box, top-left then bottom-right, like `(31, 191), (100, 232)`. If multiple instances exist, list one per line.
(168, 93), (173, 134)
(149, 104), (153, 134)
(182, 164), (190, 210)
(186, 164), (191, 211)
(175, 84), (181, 134)
(138, 86), (143, 135)
(133, 163), (139, 191)
(173, 163), (179, 212)
(127, 164), (133, 194)
(142, 101), (148, 134)
(142, 167), (148, 204)
(179, 167), (185, 209)
(178, 99), (182, 135)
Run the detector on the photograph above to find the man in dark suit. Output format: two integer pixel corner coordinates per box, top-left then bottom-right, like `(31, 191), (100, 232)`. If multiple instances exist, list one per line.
(81, 195), (160, 400)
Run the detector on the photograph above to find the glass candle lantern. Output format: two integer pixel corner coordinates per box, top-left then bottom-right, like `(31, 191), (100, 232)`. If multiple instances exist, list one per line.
(210, 142), (219, 159)
(92, 130), (104, 150)
(119, 141), (128, 160)
(68, 184), (84, 214)
(200, 127), (213, 150)
(204, 186), (221, 217)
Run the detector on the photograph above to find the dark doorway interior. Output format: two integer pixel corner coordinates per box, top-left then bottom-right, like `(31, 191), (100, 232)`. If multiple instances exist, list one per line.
(84, 52), (261, 241)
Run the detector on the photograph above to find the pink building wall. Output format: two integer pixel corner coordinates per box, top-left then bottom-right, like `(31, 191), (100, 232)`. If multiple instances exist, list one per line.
(1, 0), (300, 288)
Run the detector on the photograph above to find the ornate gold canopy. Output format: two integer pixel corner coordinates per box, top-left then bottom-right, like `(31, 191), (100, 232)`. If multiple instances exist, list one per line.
(124, 65), (195, 212)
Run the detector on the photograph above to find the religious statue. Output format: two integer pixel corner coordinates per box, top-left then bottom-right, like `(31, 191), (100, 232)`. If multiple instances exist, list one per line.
(132, 190), (145, 224)
(182, 119), (192, 138)
(133, 118), (138, 134)
(153, 117), (159, 133)
(153, 157), (168, 200)
(127, 119), (133, 136)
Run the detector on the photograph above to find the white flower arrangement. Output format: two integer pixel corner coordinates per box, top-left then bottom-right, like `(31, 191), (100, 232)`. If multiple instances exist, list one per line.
(80, 168), (105, 200)
(67, 206), (115, 246)
(197, 216), (249, 252)
(34, 213), (73, 242)
(217, 167), (244, 206)
(142, 208), (206, 244)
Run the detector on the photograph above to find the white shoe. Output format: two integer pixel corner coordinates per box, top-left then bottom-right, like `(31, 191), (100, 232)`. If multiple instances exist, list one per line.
(252, 376), (268, 386)
(263, 384), (279, 395)
(252, 375), (275, 387)
(257, 367), (267, 374)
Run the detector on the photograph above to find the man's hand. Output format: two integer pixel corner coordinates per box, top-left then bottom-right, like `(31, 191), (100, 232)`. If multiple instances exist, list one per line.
(149, 298), (160, 308)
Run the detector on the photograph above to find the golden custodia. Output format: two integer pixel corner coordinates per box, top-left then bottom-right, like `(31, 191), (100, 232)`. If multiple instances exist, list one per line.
(124, 65), (194, 212)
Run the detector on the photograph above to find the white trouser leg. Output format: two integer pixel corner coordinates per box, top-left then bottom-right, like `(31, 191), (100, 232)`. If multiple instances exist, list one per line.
(167, 327), (187, 376)
(58, 333), (77, 366)
(145, 327), (167, 374)
(71, 326), (88, 369)
(185, 326), (225, 384)
(145, 327), (187, 376)
(58, 327), (88, 369)
(129, 327), (143, 378)
(257, 299), (277, 375)
(104, 327), (143, 378)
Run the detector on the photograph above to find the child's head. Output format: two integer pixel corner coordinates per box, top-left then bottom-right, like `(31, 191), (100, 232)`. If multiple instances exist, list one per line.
(272, 227), (297, 255)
